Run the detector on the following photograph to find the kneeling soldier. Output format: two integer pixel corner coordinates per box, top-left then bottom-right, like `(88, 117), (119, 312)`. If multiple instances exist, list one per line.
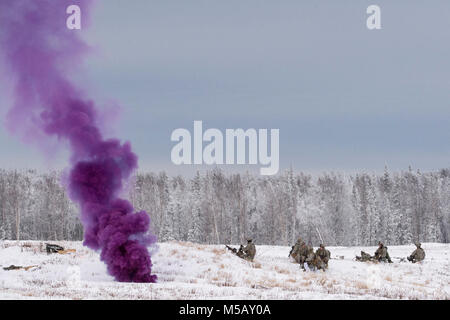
(316, 244), (331, 269)
(243, 239), (256, 262)
(289, 237), (304, 263)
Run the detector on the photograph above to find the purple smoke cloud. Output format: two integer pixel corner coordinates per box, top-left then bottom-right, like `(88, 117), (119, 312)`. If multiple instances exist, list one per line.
(0, 0), (157, 282)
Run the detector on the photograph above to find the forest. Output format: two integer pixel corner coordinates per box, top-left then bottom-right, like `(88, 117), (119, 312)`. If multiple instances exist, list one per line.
(0, 167), (449, 246)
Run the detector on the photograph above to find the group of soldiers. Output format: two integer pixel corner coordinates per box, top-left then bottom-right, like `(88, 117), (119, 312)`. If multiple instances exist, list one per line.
(289, 238), (331, 271)
(355, 241), (425, 264)
(225, 238), (426, 270)
(356, 242), (393, 263)
(226, 237), (330, 272)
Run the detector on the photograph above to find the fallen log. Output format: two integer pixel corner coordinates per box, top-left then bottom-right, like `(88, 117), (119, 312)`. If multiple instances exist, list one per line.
(57, 249), (76, 255)
(3, 265), (40, 271)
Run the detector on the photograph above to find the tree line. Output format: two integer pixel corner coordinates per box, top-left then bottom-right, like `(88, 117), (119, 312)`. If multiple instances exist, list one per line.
(0, 167), (449, 246)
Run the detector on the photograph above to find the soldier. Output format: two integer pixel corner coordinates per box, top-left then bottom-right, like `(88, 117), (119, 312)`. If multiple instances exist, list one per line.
(374, 241), (393, 263)
(407, 242), (425, 263)
(298, 242), (310, 270)
(243, 239), (256, 261)
(316, 244), (331, 269)
(304, 247), (314, 270)
(356, 251), (373, 262)
(313, 253), (326, 271)
(305, 247), (326, 271)
(289, 237), (304, 263)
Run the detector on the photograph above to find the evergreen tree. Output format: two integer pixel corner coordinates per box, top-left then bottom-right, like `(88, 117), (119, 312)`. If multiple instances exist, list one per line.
(160, 183), (177, 242)
(188, 172), (203, 243)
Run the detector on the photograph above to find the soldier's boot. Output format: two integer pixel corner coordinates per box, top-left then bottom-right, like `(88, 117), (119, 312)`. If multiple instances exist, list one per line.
(386, 252), (393, 263)
(301, 262), (307, 271)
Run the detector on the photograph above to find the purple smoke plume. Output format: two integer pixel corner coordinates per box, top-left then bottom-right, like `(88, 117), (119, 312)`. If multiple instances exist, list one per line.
(0, 0), (157, 282)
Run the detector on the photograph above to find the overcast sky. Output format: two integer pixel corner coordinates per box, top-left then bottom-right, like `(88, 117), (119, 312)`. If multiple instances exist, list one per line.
(1, 0), (449, 175)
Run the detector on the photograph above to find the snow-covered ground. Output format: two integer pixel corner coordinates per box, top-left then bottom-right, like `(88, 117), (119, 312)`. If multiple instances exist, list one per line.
(0, 241), (448, 300)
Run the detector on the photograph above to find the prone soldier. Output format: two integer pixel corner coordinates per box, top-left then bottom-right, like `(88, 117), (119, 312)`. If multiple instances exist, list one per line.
(356, 251), (373, 262)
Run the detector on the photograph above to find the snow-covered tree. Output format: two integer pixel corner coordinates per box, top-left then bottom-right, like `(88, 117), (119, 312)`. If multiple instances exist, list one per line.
(0, 167), (448, 245)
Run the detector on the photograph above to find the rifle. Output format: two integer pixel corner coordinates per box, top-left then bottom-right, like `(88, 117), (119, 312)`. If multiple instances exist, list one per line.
(225, 245), (237, 253)
(288, 245), (295, 258)
(391, 256), (407, 262)
(226, 245), (247, 259)
(45, 243), (64, 254)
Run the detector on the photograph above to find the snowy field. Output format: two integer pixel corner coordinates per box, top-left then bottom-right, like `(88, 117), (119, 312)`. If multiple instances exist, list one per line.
(0, 241), (448, 300)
